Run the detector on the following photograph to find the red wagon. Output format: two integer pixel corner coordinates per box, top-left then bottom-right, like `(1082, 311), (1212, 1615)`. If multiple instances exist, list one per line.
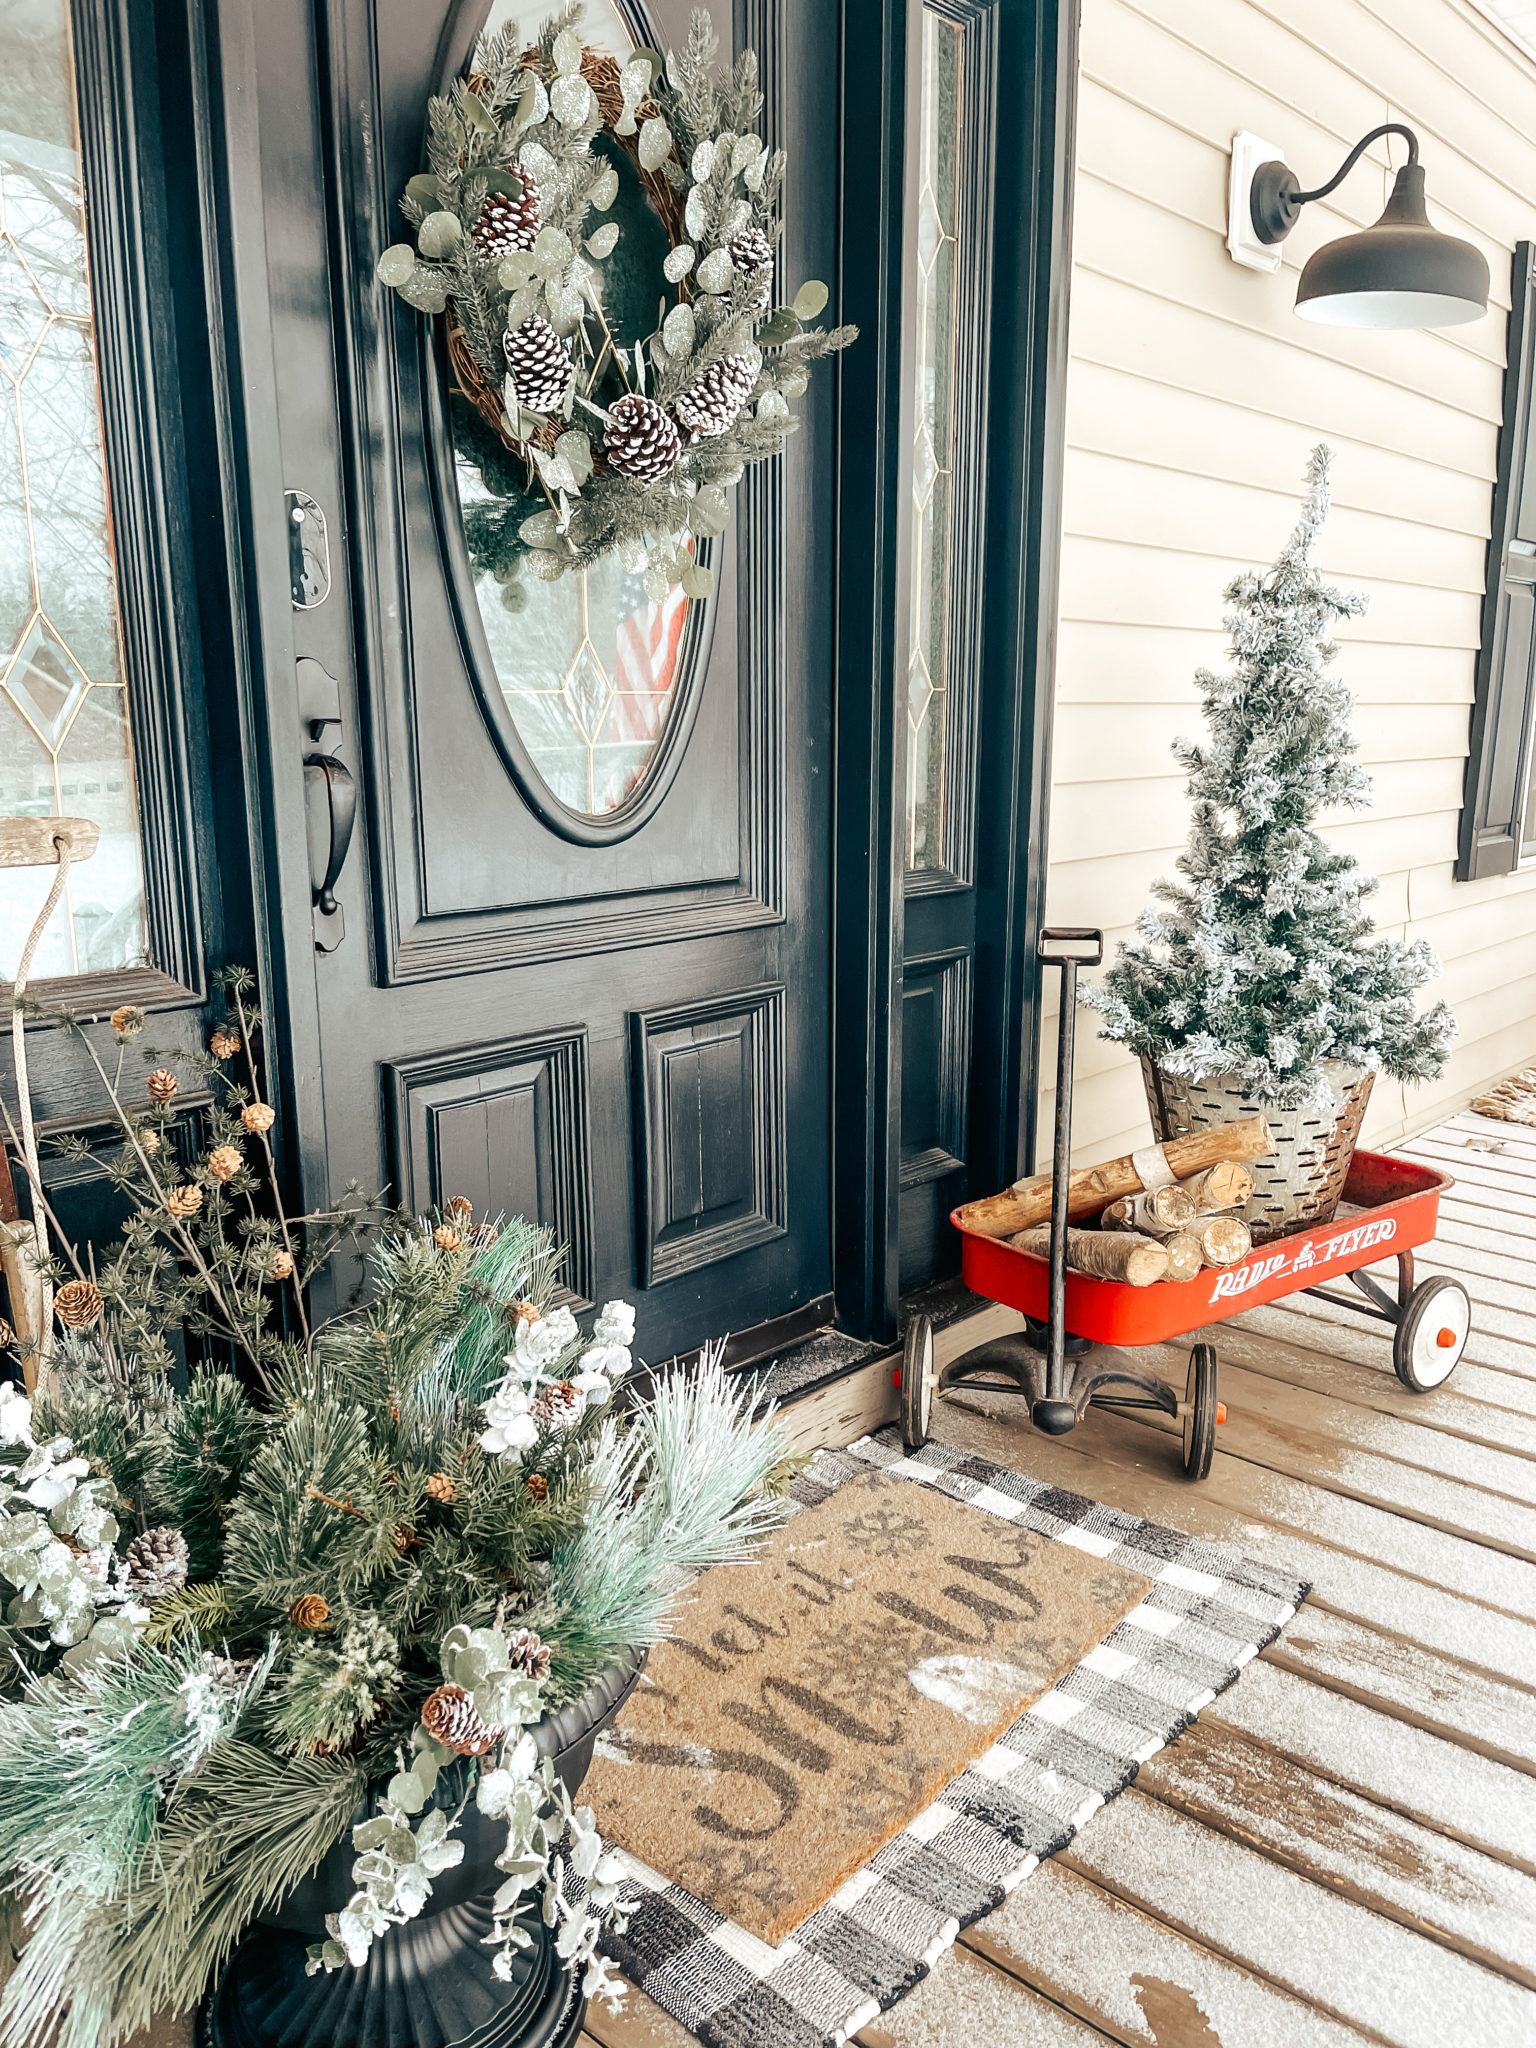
(901, 930), (1471, 1479)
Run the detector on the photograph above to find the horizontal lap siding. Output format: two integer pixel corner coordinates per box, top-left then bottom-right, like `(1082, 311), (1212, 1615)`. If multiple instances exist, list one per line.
(1043, 0), (1536, 1168)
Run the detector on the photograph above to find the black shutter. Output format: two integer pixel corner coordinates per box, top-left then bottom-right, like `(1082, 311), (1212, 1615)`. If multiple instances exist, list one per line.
(1459, 242), (1536, 880)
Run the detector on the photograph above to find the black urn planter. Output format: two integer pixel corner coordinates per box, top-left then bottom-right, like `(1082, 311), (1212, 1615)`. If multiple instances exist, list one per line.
(203, 1653), (644, 2048)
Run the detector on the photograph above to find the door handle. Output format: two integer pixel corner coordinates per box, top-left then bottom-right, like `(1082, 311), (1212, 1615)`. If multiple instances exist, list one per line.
(305, 750), (356, 950)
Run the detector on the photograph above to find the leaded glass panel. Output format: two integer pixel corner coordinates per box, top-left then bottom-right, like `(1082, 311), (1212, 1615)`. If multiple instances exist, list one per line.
(0, 0), (148, 980)
(905, 10), (962, 872)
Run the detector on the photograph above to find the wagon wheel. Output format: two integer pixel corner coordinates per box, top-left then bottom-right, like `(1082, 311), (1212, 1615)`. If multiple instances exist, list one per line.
(1182, 1342), (1218, 1481)
(900, 1313), (937, 1450)
(1393, 1275), (1470, 1393)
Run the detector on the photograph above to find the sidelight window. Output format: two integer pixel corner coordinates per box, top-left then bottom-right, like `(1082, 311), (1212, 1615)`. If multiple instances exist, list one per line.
(0, 0), (148, 981)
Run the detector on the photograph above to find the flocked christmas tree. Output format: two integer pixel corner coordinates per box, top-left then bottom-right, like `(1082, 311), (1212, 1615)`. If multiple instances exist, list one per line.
(1082, 445), (1456, 1112)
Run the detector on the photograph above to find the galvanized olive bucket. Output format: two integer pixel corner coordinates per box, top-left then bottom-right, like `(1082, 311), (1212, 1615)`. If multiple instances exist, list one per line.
(1141, 1056), (1375, 1245)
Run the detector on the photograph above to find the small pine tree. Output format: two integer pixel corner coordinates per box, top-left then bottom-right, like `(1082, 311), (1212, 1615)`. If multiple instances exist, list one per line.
(1082, 445), (1455, 1111)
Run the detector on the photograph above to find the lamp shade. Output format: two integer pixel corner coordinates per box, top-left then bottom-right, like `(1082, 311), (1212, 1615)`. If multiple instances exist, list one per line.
(1296, 163), (1488, 328)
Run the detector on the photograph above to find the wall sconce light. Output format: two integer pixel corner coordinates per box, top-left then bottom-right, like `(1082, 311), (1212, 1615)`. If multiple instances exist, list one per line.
(1227, 123), (1489, 330)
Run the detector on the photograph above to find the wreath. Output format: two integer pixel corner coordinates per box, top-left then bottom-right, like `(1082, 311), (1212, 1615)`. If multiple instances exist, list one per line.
(376, 4), (857, 602)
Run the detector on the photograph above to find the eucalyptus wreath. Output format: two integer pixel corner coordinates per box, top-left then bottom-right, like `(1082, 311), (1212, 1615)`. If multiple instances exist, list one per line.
(376, 3), (856, 599)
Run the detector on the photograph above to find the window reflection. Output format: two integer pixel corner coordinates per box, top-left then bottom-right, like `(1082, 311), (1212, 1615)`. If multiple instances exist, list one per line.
(461, 0), (696, 820)
(0, 0), (147, 980)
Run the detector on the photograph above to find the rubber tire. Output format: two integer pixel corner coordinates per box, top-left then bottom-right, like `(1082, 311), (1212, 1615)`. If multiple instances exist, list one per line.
(901, 1313), (936, 1450)
(1393, 1275), (1471, 1393)
(1182, 1342), (1217, 1481)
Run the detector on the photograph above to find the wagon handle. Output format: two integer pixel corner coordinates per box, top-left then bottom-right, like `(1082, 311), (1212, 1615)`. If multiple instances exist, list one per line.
(1035, 928), (1103, 1430)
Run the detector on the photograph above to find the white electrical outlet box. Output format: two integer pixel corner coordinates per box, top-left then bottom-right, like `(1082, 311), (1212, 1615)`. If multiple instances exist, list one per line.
(1228, 131), (1288, 272)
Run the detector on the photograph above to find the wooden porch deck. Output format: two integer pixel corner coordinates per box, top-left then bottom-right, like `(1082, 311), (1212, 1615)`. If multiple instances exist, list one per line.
(584, 1108), (1536, 2048)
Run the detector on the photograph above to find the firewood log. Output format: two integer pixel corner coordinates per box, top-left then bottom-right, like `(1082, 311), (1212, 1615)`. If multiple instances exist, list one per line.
(1101, 1184), (1197, 1236)
(1008, 1225), (1170, 1287)
(1196, 1215), (1251, 1268)
(1163, 1232), (1205, 1282)
(1179, 1160), (1255, 1213)
(956, 1116), (1273, 1240)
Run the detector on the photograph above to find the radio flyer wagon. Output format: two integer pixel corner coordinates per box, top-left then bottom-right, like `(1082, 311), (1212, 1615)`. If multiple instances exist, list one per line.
(901, 927), (1469, 1480)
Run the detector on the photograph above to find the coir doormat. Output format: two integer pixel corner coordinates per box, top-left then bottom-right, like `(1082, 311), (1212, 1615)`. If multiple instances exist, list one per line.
(579, 1428), (1310, 2048)
(583, 1465), (1153, 1940)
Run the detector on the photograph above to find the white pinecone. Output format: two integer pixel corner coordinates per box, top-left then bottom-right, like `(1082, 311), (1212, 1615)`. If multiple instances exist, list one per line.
(673, 353), (758, 442)
(123, 1525), (189, 1599)
(603, 394), (682, 483)
(420, 1681), (501, 1756)
(506, 1627), (552, 1682)
(728, 226), (773, 311)
(504, 315), (571, 413)
(471, 176), (541, 259)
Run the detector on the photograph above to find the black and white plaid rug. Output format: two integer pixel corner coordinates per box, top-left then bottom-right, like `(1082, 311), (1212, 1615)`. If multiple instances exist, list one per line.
(593, 1427), (1309, 2047)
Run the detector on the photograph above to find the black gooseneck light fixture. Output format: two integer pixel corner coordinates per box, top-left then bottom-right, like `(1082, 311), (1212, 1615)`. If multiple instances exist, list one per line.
(1248, 123), (1489, 329)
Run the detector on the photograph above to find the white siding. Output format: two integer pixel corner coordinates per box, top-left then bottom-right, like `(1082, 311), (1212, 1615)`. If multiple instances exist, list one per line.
(1042, 0), (1536, 1167)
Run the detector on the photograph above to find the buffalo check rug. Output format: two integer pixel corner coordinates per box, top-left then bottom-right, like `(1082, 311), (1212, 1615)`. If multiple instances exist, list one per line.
(580, 1427), (1310, 2048)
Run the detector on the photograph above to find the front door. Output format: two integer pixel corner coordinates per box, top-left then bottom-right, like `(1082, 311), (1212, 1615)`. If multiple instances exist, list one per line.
(215, 0), (838, 1357)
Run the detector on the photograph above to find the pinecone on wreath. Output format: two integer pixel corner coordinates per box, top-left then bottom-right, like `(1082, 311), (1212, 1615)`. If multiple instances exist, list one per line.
(506, 1627), (551, 1682)
(123, 1526), (189, 1599)
(421, 1681), (502, 1756)
(471, 173), (541, 259)
(602, 393), (682, 482)
(728, 225), (773, 310)
(673, 352), (757, 442)
(504, 315), (572, 413)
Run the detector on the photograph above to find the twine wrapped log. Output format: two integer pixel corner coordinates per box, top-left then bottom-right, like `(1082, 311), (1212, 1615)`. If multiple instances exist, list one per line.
(1100, 1184), (1197, 1237)
(1196, 1215), (1252, 1268)
(1008, 1226), (1170, 1287)
(1163, 1233), (1205, 1282)
(957, 1116), (1274, 1241)
(1180, 1161), (1254, 1213)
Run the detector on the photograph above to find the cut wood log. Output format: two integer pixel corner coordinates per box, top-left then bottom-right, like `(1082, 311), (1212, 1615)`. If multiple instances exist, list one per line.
(1197, 1215), (1252, 1268)
(1101, 1183), (1197, 1235)
(1181, 1159), (1254, 1212)
(1163, 1232), (1204, 1282)
(957, 1115), (1273, 1239)
(1009, 1225), (1170, 1286)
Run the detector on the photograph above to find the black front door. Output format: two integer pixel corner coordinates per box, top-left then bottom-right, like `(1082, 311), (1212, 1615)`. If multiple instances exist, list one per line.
(211, 0), (839, 1357)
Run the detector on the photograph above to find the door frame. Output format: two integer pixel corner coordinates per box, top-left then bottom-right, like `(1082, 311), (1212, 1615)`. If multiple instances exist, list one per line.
(831, 0), (1078, 1341)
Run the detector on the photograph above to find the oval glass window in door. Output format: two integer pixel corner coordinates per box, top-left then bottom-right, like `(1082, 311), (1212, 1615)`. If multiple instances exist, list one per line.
(450, 0), (698, 822)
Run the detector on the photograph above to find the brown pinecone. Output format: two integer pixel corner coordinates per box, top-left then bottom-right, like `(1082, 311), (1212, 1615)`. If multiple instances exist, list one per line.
(207, 1144), (242, 1183)
(165, 1184), (203, 1220)
(209, 1029), (242, 1059)
(524, 1473), (548, 1501)
(0, 1317), (14, 1348)
(146, 1068), (179, 1104)
(673, 353), (757, 442)
(270, 1248), (295, 1281)
(109, 1005), (144, 1037)
(444, 1196), (474, 1222)
(471, 174), (541, 259)
(394, 1523), (420, 1554)
(603, 394), (681, 483)
(506, 1627), (551, 1683)
(123, 1525), (189, 1598)
(290, 1594), (330, 1630)
(54, 1279), (103, 1329)
(242, 1102), (276, 1134)
(420, 1681), (501, 1756)
(530, 1381), (582, 1431)
(503, 315), (571, 413)
(729, 225), (773, 310)
(138, 1128), (161, 1155)
(426, 1471), (456, 1503)
(510, 1299), (541, 1327)
(433, 1225), (462, 1253)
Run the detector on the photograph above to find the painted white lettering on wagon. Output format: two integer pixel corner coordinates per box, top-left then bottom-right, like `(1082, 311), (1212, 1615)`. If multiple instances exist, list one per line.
(1209, 1216), (1397, 1299)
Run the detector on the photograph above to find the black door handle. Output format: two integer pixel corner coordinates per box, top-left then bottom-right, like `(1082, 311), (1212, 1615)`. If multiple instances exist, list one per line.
(305, 751), (356, 916)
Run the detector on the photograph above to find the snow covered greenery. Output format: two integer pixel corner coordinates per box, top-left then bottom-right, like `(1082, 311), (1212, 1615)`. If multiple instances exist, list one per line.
(0, 1213), (794, 2047)
(1082, 445), (1456, 1111)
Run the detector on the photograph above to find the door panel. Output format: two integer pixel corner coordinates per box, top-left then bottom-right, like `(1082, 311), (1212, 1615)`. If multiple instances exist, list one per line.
(238, 0), (835, 1357)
